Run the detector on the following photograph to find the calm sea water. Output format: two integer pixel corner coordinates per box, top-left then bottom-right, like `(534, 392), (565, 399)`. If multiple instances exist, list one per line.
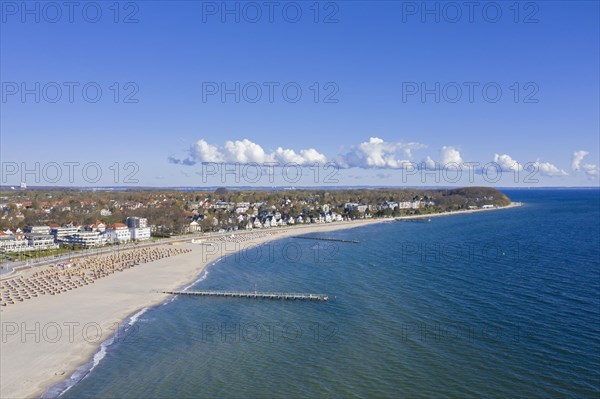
(58, 189), (600, 399)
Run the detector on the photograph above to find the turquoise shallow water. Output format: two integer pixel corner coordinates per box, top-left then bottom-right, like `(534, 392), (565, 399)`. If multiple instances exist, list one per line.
(58, 189), (600, 398)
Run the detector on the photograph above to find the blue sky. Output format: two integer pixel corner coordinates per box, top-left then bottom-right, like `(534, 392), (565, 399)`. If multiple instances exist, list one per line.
(1, 1), (598, 187)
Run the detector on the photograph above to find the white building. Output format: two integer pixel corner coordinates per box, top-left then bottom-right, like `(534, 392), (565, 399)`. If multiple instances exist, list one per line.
(86, 221), (106, 233)
(126, 217), (148, 228)
(130, 227), (151, 241)
(211, 201), (232, 210)
(51, 225), (80, 240)
(0, 233), (28, 252)
(380, 201), (398, 210)
(26, 234), (58, 250)
(106, 223), (131, 243)
(234, 202), (251, 214)
(26, 225), (51, 235)
(189, 220), (201, 233)
(63, 231), (106, 247)
(346, 203), (368, 213)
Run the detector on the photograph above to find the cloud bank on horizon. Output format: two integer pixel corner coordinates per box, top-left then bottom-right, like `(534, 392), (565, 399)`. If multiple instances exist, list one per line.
(168, 137), (598, 180)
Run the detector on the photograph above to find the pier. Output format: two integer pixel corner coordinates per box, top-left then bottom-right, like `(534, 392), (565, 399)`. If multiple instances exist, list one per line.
(161, 290), (329, 302)
(291, 236), (360, 244)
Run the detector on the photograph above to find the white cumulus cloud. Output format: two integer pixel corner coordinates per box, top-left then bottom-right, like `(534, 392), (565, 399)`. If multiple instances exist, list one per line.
(534, 160), (568, 177)
(571, 150), (589, 171)
(493, 153), (523, 173)
(173, 136), (428, 170)
(421, 146), (464, 169)
(193, 139), (225, 163)
(423, 155), (437, 170)
(571, 150), (598, 179)
(275, 147), (327, 164)
(222, 139), (274, 163)
(170, 138), (327, 166)
(581, 163), (599, 178)
(338, 137), (425, 169)
(440, 146), (463, 165)
(169, 137), (583, 180)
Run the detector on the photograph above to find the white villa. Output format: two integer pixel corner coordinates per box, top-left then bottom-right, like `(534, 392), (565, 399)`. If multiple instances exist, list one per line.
(189, 220), (201, 232)
(106, 223), (131, 243)
(0, 231), (28, 252)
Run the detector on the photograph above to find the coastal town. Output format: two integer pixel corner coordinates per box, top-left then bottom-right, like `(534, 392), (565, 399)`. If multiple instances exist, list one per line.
(0, 187), (510, 255)
(0, 185), (517, 399)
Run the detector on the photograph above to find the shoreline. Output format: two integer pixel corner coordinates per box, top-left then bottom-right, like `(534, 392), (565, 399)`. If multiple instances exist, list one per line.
(0, 203), (521, 399)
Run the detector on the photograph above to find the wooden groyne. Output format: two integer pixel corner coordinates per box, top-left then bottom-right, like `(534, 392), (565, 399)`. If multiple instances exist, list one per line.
(395, 218), (431, 223)
(161, 290), (329, 302)
(291, 236), (359, 244)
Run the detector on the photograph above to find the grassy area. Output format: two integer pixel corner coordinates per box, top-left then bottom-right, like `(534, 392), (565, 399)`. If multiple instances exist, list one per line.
(1, 246), (86, 263)
(0, 235), (200, 266)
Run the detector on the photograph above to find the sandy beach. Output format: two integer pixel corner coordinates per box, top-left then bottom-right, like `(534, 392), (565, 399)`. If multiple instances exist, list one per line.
(0, 203), (521, 399)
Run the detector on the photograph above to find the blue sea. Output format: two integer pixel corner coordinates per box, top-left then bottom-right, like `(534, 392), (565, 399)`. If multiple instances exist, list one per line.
(57, 189), (599, 398)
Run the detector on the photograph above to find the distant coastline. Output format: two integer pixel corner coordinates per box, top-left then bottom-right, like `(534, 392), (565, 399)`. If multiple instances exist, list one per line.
(394, 201), (523, 221)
